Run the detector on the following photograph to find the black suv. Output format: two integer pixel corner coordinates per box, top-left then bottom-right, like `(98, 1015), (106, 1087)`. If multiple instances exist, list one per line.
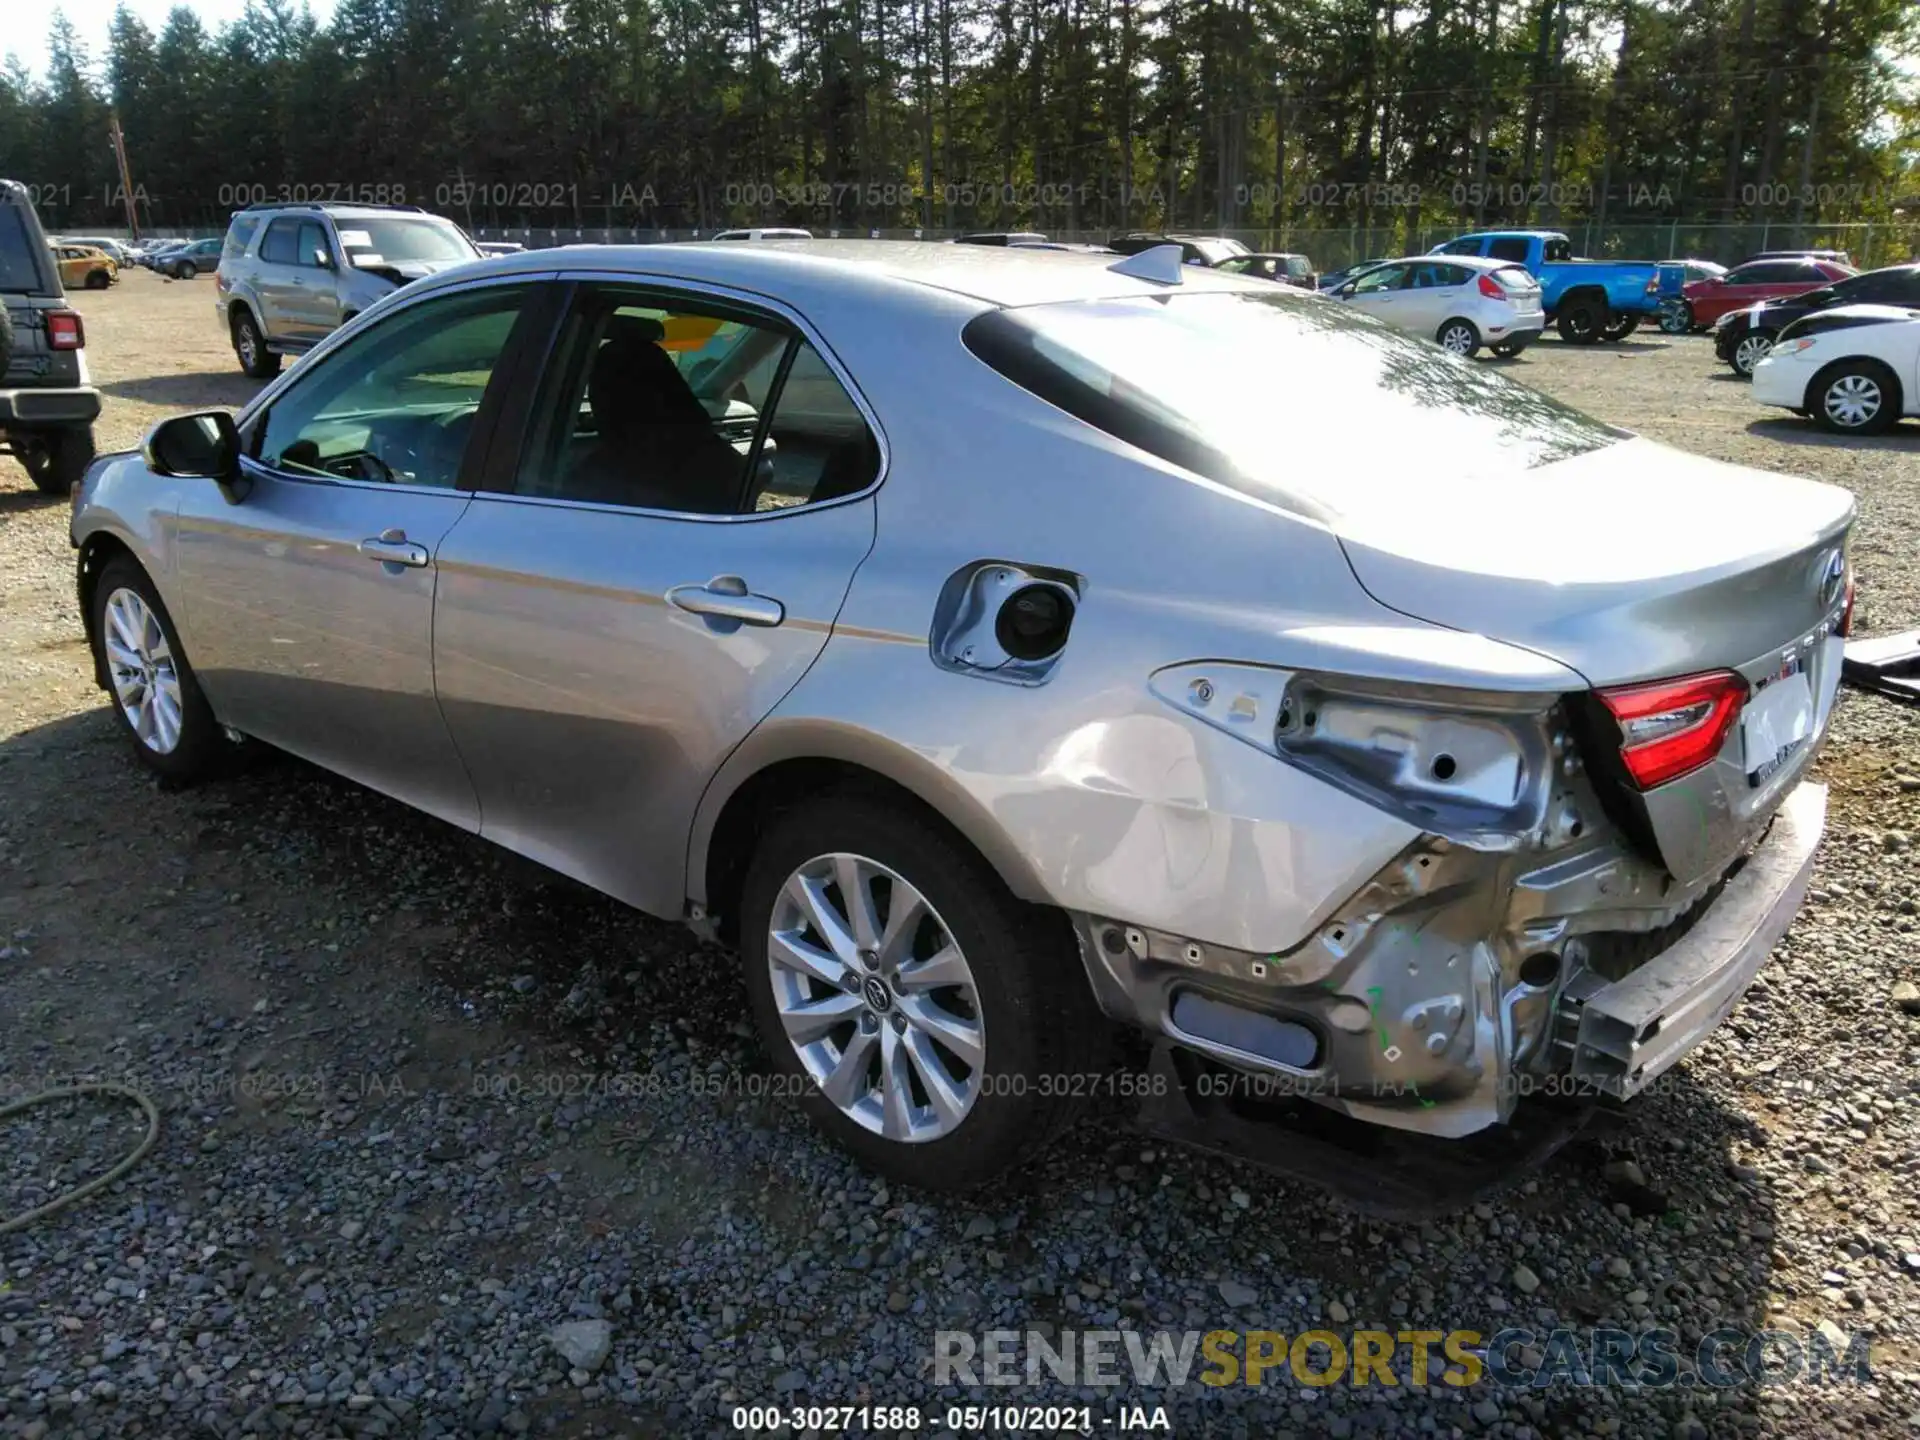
(1714, 263), (1920, 376)
(1, 179), (100, 495)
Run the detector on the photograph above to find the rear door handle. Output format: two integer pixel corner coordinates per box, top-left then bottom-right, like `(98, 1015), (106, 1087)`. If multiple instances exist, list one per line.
(358, 527), (429, 568)
(667, 576), (785, 627)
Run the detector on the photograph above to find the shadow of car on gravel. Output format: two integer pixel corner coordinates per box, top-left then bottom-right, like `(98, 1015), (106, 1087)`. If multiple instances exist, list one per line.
(99, 372), (269, 410)
(1745, 417), (1920, 450)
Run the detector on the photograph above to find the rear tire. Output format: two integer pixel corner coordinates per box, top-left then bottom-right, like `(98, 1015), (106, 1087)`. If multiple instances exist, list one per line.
(1557, 299), (1606, 344)
(1601, 315), (1640, 341)
(1730, 330), (1774, 378)
(17, 426), (95, 496)
(738, 793), (1106, 1192)
(88, 555), (228, 781)
(1811, 360), (1899, 436)
(85, 269), (111, 290)
(232, 309), (282, 378)
(1489, 340), (1527, 358)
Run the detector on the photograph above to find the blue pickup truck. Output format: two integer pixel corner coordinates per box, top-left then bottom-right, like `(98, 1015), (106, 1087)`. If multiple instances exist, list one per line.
(1429, 230), (1663, 344)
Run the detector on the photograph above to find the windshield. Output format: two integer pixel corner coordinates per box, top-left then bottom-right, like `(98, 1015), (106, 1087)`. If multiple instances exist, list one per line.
(962, 291), (1624, 518)
(336, 218), (477, 265)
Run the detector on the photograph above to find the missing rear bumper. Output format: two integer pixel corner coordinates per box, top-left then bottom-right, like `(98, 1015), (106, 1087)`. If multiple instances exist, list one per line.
(1567, 781), (1824, 1097)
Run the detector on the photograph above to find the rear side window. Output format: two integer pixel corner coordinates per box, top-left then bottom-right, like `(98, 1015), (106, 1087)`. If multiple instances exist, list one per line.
(260, 219), (300, 265)
(961, 291), (1623, 521)
(1487, 237), (1532, 263)
(0, 204), (46, 290)
(223, 215), (260, 261)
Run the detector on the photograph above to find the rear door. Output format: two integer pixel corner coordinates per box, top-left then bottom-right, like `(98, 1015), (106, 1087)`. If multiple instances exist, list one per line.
(1400, 261), (1469, 332)
(429, 277), (881, 916)
(253, 218), (309, 339)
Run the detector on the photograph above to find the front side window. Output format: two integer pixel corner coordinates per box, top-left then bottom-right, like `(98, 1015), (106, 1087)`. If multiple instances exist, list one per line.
(1351, 264), (1407, 294)
(516, 286), (879, 515)
(1437, 237), (1483, 257)
(296, 221), (330, 268)
(962, 290), (1624, 521)
(255, 283), (528, 487)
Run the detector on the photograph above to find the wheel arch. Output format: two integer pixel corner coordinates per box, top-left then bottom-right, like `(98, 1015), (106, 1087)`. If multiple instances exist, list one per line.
(1555, 283), (1608, 313)
(1807, 354), (1904, 420)
(690, 730), (1053, 948)
(77, 530), (138, 690)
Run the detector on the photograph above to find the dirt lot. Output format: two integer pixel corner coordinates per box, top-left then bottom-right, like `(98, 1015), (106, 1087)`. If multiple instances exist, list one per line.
(2, 268), (1919, 1440)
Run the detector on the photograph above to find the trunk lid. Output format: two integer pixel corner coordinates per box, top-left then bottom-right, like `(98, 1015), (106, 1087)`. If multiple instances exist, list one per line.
(1329, 437), (1852, 688)
(1329, 437), (1854, 883)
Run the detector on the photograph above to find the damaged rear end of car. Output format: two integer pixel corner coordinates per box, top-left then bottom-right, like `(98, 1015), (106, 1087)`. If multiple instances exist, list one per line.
(958, 280), (1852, 1202)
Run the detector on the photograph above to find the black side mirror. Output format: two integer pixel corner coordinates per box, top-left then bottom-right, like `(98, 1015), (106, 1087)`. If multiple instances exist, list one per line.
(146, 411), (240, 481)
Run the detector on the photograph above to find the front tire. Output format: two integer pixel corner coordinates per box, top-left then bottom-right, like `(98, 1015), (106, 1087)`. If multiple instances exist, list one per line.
(1658, 299), (1693, 334)
(89, 556), (227, 781)
(1436, 319), (1480, 357)
(232, 309), (282, 378)
(17, 426), (94, 496)
(1811, 360), (1899, 436)
(1730, 330), (1774, 378)
(176, 261), (197, 280)
(738, 794), (1105, 1191)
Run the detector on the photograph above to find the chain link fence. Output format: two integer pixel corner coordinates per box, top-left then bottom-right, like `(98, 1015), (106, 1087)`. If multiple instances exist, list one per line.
(92, 219), (1920, 272)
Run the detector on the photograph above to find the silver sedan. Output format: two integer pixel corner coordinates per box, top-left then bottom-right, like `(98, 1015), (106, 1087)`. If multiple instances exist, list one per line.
(71, 242), (1852, 1197)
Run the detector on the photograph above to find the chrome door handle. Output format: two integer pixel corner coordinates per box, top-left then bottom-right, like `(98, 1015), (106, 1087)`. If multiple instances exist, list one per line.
(358, 528), (429, 568)
(666, 576), (785, 627)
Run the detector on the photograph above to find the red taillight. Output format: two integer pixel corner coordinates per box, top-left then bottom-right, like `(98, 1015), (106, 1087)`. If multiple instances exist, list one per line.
(1838, 568), (1856, 638)
(47, 310), (84, 350)
(1644, 275), (1660, 293)
(1597, 670), (1749, 790)
(1477, 274), (1504, 298)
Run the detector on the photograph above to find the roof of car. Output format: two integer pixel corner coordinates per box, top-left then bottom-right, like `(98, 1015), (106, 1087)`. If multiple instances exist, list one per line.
(433, 239), (1279, 309)
(1386, 252), (1530, 271)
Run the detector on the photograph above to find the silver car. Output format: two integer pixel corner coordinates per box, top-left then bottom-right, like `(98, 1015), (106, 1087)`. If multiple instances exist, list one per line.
(1329, 253), (1546, 357)
(216, 203), (483, 378)
(72, 242), (1851, 1198)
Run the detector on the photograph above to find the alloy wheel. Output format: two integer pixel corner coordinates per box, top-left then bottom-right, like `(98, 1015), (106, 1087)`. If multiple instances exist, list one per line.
(1823, 373), (1882, 429)
(1733, 334), (1772, 375)
(767, 852), (984, 1143)
(1439, 323), (1475, 354)
(237, 322), (259, 369)
(103, 587), (184, 754)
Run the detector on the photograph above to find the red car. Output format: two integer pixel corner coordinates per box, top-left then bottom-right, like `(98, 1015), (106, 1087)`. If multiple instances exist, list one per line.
(1679, 255), (1856, 329)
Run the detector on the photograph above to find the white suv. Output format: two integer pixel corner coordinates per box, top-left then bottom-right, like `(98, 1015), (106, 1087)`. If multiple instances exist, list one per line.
(215, 203), (482, 376)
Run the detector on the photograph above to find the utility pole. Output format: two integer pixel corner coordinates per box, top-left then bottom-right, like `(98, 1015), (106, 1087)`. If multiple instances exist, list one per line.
(108, 109), (140, 241)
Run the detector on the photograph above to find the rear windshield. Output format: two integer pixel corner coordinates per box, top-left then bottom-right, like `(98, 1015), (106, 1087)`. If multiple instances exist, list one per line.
(0, 204), (47, 290)
(335, 218), (477, 265)
(962, 291), (1624, 517)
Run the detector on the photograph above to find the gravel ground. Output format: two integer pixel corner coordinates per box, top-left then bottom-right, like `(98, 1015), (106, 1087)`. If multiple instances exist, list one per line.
(1, 272), (1918, 1440)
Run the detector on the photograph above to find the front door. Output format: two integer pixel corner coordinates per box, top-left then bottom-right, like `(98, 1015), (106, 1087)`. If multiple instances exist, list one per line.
(1343, 262), (1411, 327)
(172, 277), (542, 830)
(430, 279), (882, 915)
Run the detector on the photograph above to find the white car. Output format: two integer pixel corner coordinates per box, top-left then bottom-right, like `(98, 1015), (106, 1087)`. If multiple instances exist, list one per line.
(1327, 254), (1545, 358)
(1751, 303), (1920, 434)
